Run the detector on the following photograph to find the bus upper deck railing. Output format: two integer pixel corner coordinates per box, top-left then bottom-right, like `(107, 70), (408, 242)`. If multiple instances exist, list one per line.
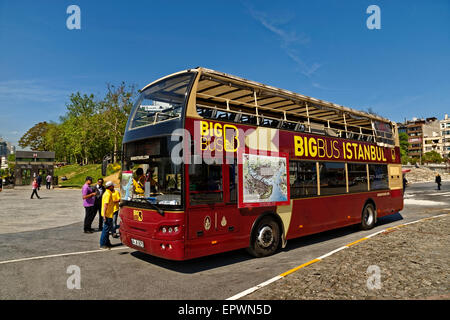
(195, 101), (394, 147)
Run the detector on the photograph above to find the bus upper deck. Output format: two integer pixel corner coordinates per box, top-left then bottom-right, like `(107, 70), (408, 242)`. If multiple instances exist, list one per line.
(124, 67), (398, 149)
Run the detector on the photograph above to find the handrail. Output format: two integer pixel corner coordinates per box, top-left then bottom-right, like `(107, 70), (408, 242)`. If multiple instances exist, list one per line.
(195, 104), (391, 145)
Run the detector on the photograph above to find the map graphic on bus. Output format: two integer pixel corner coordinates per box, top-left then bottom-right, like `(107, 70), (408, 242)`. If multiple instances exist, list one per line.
(240, 153), (290, 207)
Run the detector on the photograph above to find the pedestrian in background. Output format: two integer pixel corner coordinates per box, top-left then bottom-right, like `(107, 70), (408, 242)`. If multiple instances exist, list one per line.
(30, 178), (41, 199)
(100, 181), (115, 249)
(46, 173), (52, 189)
(37, 174), (42, 190)
(435, 173), (442, 190)
(403, 174), (408, 194)
(82, 176), (97, 233)
(94, 178), (106, 231)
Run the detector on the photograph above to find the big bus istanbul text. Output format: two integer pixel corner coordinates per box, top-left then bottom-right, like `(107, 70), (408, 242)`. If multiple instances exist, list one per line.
(180, 120), (392, 164)
(294, 136), (389, 162)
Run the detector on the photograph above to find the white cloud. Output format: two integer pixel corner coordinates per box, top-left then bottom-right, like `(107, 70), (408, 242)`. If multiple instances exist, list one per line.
(0, 79), (70, 103)
(248, 6), (320, 78)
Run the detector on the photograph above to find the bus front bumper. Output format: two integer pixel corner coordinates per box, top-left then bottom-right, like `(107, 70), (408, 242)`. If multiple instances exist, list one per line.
(120, 229), (185, 261)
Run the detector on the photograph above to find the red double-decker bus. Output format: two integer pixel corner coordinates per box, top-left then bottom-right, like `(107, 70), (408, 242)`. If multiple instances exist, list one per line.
(119, 68), (403, 260)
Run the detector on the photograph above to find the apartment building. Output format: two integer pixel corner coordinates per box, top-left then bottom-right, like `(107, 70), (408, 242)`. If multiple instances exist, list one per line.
(398, 117), (440, 159)
(441, 114), (450, 157)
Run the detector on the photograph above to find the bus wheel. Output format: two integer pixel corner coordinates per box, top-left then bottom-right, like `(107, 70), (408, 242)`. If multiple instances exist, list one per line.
(360, 203), (376, 230)
(247, 216), (280, 257)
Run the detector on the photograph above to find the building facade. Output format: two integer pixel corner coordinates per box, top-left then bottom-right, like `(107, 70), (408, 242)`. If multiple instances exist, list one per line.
(399, 115), (450, 161)
(14, 151), (55, 185)
(441, 114), (450, 158)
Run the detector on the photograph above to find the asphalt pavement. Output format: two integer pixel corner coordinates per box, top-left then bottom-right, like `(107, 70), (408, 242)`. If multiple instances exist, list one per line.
(0, 182), (448, 299)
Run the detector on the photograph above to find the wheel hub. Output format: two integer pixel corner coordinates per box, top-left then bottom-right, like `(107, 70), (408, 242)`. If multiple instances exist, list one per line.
(257, 226), (274, 248)
(365, 207), (374, 225)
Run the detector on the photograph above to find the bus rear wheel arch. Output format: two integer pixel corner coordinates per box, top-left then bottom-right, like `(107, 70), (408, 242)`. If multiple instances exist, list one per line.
(247, 215), (281, 258)
(360, 201), (376, 230)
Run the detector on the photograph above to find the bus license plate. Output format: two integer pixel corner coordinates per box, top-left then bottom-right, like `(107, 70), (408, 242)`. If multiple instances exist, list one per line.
(131, 238), (144, 248)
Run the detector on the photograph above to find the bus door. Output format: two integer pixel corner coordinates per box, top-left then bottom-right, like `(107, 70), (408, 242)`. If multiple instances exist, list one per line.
(187, 161), (239, 240)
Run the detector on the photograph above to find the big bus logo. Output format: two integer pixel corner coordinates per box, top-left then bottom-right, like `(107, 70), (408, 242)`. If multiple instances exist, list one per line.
(200, 121), (240, 152)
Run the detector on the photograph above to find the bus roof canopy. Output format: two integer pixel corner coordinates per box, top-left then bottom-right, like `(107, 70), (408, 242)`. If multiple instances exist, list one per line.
(142, 67), (396, 146)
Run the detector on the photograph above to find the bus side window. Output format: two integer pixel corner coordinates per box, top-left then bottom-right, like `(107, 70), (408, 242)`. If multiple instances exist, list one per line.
(189, 163), (223, 205)
(319, 162), (346, 196)
(229, 161), (237, 203)
(348, 163), (368, 193)
(368, 164), (389, 190)
(290, 161), (318, 198)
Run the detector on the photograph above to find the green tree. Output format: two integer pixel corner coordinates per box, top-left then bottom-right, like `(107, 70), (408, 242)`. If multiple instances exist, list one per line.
(18, 122), (50, 150)
(61, 93), (101, 164)
(399, 132), (409, 164)
(422, 151), (443, 164)
(99, 82), (137, 163)
(7, 154), (15, 174)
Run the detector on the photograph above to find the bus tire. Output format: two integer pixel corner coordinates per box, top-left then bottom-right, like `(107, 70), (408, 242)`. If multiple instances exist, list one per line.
(247, 216), (281, 258)
(360, 203), (376, 230)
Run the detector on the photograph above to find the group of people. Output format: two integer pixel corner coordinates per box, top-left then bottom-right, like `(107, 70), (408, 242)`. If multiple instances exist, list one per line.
(82, 176), (120, 250)
(30, 173), (53, 199)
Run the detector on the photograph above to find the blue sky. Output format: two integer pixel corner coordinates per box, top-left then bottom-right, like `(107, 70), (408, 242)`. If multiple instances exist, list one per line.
(0, 0), (449, 147)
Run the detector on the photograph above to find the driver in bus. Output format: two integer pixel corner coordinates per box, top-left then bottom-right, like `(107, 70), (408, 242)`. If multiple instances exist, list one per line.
(133, 168), (146, 195)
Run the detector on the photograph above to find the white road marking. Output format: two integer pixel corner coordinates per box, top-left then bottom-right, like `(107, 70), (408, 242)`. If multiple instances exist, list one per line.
(226, 276), (283, 300)
(426, 192), (450, 196)
(0, 246), (129, 265)
(317, 246), (348, 259)
(404, 199), (447, 206)
(226, 213), (449, 300)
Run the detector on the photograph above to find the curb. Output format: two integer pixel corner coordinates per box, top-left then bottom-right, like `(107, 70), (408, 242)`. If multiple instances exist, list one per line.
(226, 213), (449, 300)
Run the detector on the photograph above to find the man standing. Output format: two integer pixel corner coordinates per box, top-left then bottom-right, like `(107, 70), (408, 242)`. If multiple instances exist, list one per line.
(100, 181), (115, 249)
(435, 173), (442, 190)
(82, 176), (96, 233)
(37, 174), (42, 190)
(94, 178), (106, 231)
(46, 173), (52, 189)
(402, 174), (408, 194)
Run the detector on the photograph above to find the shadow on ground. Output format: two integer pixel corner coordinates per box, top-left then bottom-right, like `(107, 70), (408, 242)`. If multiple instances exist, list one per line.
(127, 212), (404, 274)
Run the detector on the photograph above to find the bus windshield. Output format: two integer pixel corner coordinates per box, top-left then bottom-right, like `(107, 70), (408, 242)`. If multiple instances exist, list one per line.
(121, 157), (182, 207)
(128, 73), (195, 129)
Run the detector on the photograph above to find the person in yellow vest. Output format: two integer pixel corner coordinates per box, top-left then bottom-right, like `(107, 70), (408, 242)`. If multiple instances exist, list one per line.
(100, 181), (116, 249)
(132, 168), (145, 195)
(111, 187), (121, 238)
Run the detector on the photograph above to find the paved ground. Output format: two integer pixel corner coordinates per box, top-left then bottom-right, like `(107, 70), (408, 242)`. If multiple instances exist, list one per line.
(243, 214), (449, 300)
(0, 182), (448, 299)
(0, 186), (85, 234)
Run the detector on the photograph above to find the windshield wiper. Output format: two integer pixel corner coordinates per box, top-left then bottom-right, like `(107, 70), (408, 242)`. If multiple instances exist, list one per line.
(144, 198), (164, 216)
(119, 199), (164, 216)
